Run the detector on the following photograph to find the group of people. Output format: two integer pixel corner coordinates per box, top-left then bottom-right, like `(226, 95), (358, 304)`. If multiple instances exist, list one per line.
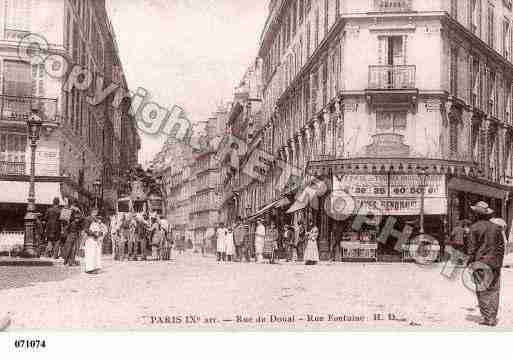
(41, 197), (107, 274)
(447, 201), (511, 327)
(110, 214), (174, 261)
(214, 217), (320, 265)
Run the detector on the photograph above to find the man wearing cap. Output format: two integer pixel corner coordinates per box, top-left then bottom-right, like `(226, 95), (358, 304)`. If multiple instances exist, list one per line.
(468, 201), (505, 327)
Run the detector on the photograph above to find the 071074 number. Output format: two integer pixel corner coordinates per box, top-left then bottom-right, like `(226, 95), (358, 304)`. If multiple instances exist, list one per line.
(14, 339), (46, 349)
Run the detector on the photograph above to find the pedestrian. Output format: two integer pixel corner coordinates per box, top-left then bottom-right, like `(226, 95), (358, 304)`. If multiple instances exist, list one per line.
(84, 209), (107, 274)
(264, 222), (278, 264)
(283, 225), (294, 262)
(149, 217), (161, 260)
(127, 214), (138, 260)
(119, 214), (130, 261)
(294, 221), (306, 262)
(449, 219), (472, 265)
(216, 223), (226, 262)
(240, 221), (251, 262)
(304, 222), (320, 265)
(44, 197), (61, 258)
(62, 200), (83, 266)
(467, 201), (505, 327)
(255, 219), (265, 263)
(233, 217), (244, 262)
(225, 226), (235, 262)
(34, 213), (44, 257)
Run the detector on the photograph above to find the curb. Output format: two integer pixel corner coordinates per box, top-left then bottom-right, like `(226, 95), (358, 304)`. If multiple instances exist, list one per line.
(0, 258), (55, 267)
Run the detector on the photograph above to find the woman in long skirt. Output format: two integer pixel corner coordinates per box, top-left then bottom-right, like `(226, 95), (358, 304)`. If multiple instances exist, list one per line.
(304, 223), (320, 266)
(255, 219), (266, 263)
(225, 227), (235, 262)
(85, 212), (107, 274)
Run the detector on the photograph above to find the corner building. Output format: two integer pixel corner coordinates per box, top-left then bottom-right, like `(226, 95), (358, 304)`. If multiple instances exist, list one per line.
(257, 0), (513, 261)
(0, 0), (138, 233)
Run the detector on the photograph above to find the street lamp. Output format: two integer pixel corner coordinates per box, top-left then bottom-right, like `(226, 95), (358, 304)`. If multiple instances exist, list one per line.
(22, 103), (43, 258)
(418, 167), (429, 234)
(93, 179), (101, 209)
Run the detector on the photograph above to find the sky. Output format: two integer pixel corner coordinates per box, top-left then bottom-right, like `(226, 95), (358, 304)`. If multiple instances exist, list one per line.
(105, 0), (270, 165)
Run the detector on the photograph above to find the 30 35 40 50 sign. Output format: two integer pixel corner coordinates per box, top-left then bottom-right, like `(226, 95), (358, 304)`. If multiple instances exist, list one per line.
(333, 174), (447, 216)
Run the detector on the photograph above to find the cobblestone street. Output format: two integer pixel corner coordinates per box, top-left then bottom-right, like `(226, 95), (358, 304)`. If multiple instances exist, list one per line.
(2, 253), (513, 331)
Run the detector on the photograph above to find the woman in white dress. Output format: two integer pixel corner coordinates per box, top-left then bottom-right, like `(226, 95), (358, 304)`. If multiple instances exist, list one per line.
(255, 219), (266, 263)
(304, 223), (320, 265)
(85, 212), (107, 274)
(225, 226), (235, 262)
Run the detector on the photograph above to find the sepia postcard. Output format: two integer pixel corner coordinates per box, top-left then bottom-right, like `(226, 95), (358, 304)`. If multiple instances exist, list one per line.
(2, 2), (513, 352)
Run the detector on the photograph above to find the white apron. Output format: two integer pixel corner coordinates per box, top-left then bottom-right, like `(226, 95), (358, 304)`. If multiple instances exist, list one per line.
(216, 228), (226, 253)
(85, 221), (105, 272)
(225, 232), (235, 256)
(255, 224), (265, 255)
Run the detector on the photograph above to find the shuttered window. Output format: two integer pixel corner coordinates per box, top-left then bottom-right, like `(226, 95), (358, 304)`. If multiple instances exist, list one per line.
(3, 60), (32, 97)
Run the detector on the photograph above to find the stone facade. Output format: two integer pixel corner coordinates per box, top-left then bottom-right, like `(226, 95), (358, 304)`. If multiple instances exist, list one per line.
(0, 0), (139, 217)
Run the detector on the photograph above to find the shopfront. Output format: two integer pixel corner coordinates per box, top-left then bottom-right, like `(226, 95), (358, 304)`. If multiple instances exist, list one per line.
(328, 173), (447, 261)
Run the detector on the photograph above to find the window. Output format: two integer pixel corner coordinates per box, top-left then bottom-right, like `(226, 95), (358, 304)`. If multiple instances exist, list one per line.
(450, 47), (458, 96)
(470, 56), (480, 107)
(324, 0), (329, 36)
(322, 60), (328, 106)
(450, 0), (457, 18)
(3, 60), (32, 97)
(449, 119), (458, 157)
(487, 3), (495, 48)
(292, 0), (297, 36)
(489, 70), (497, 116)
(4, 0), (31, 32)
(299, 0), (304, 24)
(503, 19), (510, 59)
(504, 83), (513, 125)
(0, 133), (27, 172)
(311, 69), (319, 115)
(315, 9), (320, 48)
(376, 112), (407, 133)
(470, 0), (480, 35)
(307, 22), (311, 57)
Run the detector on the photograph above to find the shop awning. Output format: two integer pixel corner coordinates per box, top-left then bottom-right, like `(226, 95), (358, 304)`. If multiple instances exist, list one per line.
(275, 197), (291, 208)
(247, 199), (281, 221)
(448, 178), (510, 200)
(286, 199), (308, 214)
(0, 181), (63, 205)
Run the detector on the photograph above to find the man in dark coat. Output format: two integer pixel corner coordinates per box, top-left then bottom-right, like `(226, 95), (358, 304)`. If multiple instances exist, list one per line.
(44, 197), (61, 257)
(467, 201), (505, 327)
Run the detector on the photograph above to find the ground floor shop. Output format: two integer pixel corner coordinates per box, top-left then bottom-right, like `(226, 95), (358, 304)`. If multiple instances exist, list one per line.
(301, 159), (512, 262)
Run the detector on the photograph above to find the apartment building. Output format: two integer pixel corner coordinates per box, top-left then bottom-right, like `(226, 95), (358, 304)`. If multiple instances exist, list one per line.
(251, 0), (513, 260)
(0, 0), (138, 230)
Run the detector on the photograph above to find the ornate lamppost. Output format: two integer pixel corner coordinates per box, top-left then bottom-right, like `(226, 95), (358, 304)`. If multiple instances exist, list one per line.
(22, 104), (43, 258)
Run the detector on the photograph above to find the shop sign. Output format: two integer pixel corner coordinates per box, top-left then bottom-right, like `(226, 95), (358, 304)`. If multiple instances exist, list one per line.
(333, 174), (388, 197)
(389, 174), (445, 198)
(332, 174), (447, 215)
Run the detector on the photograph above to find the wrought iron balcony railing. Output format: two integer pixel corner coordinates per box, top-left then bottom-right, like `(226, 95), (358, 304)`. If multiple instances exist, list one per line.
(0, 95), (58, 123)
(0, 161), (26, 176)
(368, 65), (416, 90)
(372, 0), (413, 12)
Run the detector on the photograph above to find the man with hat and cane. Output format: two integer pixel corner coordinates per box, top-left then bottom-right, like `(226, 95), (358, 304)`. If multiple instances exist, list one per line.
(467, 201), (505, 327)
